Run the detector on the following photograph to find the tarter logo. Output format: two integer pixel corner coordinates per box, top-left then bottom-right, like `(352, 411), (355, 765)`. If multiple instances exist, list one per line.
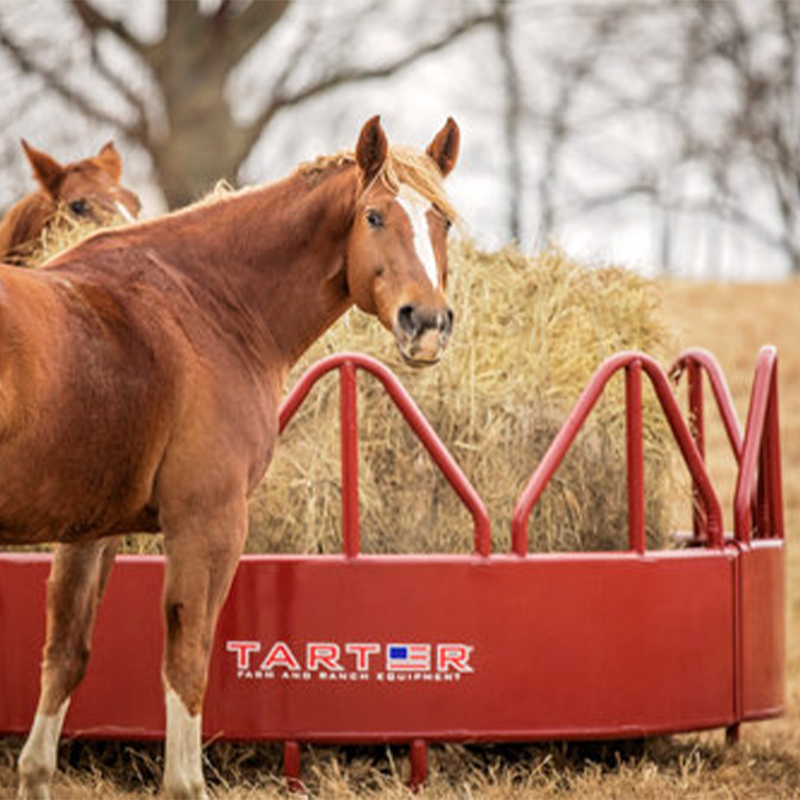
(225, 640), (474, 684)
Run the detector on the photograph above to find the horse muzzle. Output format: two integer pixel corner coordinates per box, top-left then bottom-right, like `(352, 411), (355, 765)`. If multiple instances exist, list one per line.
(393, 304), (454, 367)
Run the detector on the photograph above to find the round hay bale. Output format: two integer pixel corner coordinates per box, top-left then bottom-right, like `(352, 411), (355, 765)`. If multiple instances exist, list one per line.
(22, 216), (675, 556)
(249, 239), (675, 555)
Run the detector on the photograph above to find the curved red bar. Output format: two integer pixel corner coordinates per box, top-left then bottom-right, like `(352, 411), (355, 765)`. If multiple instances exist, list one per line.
(279, 352), (492, 556)
(671, 348), (744, 460)
(734, 346), (783, 544)
(511, 351), (723, 556)
(674, 346), (784, 544)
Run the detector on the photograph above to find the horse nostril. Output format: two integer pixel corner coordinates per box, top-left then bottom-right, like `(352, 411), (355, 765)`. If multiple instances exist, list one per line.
(397, 304), (418, 336)
(441, 308), (455, 335)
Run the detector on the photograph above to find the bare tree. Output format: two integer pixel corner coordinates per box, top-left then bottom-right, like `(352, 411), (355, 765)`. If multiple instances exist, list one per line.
(533, 3), (644, 250)
(493, 0), (523, 242)
(0, 0), (494, 207)
(510, 0), (800, 275)
(676, 0), (800, 274)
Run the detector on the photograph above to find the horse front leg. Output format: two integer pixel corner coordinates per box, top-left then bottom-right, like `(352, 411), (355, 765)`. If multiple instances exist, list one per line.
(160, 498), (248, 800)
(17, 536), (121, 800)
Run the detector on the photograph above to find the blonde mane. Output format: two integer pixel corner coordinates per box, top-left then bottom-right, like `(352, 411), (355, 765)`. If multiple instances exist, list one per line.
(298, 145), (459, 223)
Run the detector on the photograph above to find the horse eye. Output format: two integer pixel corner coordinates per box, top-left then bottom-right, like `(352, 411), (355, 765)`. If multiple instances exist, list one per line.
(444, 217), (453, 232)
(69, 199), (89, 217)
(366, 209), (384, 229)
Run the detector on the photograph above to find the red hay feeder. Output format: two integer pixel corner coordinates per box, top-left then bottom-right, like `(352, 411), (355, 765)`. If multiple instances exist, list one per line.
(0, 348), (785, 789)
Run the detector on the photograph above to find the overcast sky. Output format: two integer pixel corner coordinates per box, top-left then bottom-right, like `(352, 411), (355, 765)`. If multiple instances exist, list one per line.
(0, 0), (792, 280)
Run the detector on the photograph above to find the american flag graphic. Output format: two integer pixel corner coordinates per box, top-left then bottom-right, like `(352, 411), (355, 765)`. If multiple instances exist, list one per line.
(386, 643), (431, 671)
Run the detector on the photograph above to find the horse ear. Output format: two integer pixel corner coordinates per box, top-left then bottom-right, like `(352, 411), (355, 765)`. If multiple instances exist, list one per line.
(355, 115), (388, 185)
(21, 139), (65, 197)
(96, 141), (122, 181)
(426, 117), (460, 178)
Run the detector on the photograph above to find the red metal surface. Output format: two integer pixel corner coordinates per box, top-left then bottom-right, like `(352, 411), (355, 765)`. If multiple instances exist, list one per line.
(0, 348), (785, 784)
(283, 740), (303, 793)
(739, 541), (785, 720)
(0, 550), (739, 741)
(625, 360), (646, 554)
(688, 359), (707, 538)
(511, 352), (724, 555)
(671, 346), (785, 728)
(410, 739), (427, 790)
(671, 348), (744, 459)
(672, 346), (784, 544)
(339, 361), (360, 557)
(280, 353), (492, 557)
(734, 347), (783, 543)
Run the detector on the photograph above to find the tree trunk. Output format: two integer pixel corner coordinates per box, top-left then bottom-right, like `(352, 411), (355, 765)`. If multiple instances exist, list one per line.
(146, 3), (258, 206)
(494, 0), (523, 243)
(4, 1), (494, 210)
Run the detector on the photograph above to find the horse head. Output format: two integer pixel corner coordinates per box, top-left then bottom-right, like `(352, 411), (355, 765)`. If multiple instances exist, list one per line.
(21, 139), (141, 225)
(346, 116), (460, 367)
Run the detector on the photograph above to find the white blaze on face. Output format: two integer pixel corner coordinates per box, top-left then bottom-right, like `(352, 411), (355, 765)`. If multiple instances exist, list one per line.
(397, 185), (439, 289)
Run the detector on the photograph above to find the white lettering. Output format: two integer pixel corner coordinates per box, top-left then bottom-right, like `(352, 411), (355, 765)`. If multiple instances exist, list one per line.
(307, 643), (344, 672)
(226, 640), (261, 670)
(225, 639), (474, 682)
(259, 641), (301, 672)
(437, 644), (474, 673)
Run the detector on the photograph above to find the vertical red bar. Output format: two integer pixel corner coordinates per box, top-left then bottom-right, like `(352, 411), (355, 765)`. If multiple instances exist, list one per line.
(726, 723), (741, 745)
(283, 740), (303, 793)
(409, 739), (428, 791)
(626, 360), (646, 554)
(339, 361), (360, 557)
(765, 368), (784, 539)
(757, 449), (770, 539)
(687, 361), (707, 541)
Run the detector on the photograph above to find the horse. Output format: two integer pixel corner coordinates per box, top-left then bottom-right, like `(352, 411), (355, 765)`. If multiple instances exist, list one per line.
(2, 115), (460, 799)
(0, 140), (141, 264)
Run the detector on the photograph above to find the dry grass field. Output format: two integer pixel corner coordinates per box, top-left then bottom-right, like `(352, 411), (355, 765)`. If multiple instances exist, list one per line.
(1, 278), (798, 798)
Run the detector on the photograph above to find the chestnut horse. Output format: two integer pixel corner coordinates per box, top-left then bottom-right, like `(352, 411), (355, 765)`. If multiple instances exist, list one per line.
(3, 116), (459, 799)
(0, 140), (141, 264)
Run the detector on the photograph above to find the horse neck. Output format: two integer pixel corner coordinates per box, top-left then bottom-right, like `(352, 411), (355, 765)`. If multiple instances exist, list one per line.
(0, 192), (54, 259)
(156, 167), (359, 373)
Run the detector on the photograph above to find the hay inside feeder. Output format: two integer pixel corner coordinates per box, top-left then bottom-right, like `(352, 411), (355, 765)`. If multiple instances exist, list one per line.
(249, 239), (675, 556)
(18, 205), (676, 556)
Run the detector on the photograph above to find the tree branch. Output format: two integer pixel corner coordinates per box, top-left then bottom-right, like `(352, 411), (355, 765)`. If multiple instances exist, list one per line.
(225, 0), (291, 66)
(495, 0), (524, 241)
(70, 0), (148, 56)
(0, 24), (131, 133)
(86, 38), (150, 141)
(239, 9), (497, 158)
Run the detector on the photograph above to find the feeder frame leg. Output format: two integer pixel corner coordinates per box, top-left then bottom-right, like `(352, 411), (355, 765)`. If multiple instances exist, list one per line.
(726, 723), (741, 745)
(410, 739), (428, 791)
(283, 740), (304, 794)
